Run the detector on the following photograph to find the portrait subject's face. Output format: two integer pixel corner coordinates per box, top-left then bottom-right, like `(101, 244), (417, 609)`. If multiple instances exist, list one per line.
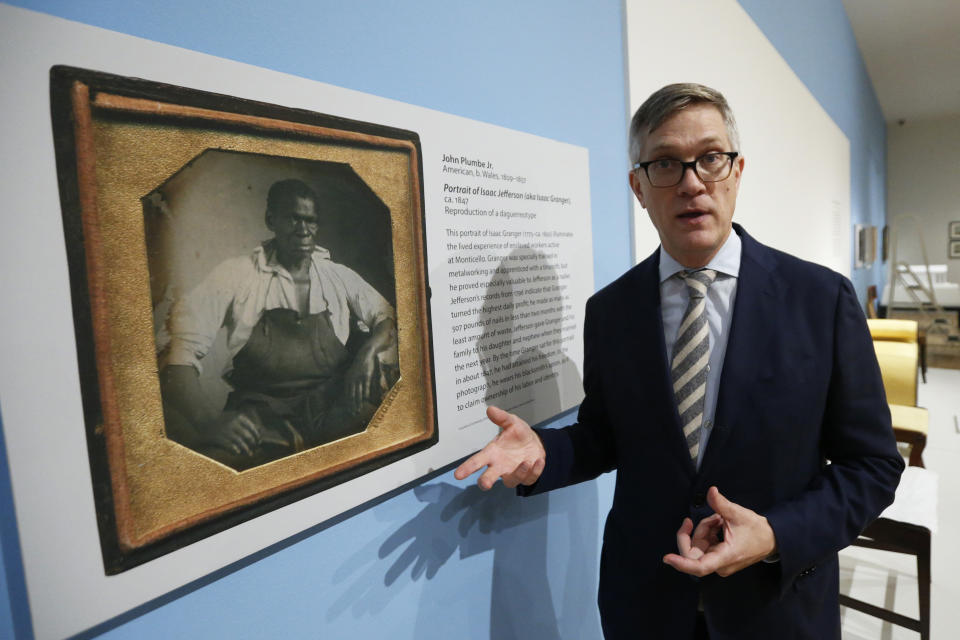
(268, 196), (319, 261)
(629, 103), (744, 268)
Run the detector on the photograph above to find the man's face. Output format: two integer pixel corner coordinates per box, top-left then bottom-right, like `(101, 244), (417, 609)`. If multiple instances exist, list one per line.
(267, 196), (319, 261)
(629, 103), (744, 268)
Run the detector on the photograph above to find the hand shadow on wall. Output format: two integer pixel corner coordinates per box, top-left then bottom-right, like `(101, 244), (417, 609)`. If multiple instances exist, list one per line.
(326, 248), (598, 638)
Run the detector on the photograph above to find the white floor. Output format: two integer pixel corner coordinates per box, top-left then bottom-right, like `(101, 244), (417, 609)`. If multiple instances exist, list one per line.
(840, 367), (960, 639)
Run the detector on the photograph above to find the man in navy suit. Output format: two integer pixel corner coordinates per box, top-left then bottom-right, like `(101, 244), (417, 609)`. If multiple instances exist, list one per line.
(455, 83), (903, 639)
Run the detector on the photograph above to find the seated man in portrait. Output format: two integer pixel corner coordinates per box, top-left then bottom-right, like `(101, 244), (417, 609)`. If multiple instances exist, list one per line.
(157, 178), (398, 470)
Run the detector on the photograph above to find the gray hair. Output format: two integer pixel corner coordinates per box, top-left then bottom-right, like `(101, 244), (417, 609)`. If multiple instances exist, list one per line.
(628, 83), (740, 165)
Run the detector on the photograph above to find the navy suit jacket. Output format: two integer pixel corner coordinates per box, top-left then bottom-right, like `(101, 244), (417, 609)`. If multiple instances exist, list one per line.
(521, 225), (903, 639)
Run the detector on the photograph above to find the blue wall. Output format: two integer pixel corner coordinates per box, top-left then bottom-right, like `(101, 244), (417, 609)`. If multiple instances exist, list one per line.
(0, 1), (886, 638)
(0, 411), (29, 639)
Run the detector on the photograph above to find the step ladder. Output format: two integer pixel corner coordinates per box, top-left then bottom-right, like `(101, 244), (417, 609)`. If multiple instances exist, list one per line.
(887, 216), (960, 346)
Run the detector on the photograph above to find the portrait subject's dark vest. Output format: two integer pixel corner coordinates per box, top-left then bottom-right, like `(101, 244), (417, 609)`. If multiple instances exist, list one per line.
(206, 308), (375, 470)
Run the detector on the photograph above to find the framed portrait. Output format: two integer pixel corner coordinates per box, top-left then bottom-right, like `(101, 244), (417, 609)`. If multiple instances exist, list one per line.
(950, 240), (960, 259)
(865, 225), (877, 265)
(950, 220), (960, 240)
(49, 66), (437, 573)
(853, 224), (863, 268)
(854, 224), (875, 268)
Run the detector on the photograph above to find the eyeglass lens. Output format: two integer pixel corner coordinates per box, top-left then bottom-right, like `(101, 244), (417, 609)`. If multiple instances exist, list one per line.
(647, 153), (733, 187)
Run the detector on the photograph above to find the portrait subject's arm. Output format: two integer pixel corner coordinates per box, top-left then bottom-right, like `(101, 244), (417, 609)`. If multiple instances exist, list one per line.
(161, 259), (244, 373)
(762, 277), (904, 594)
(159, 364), (221, 442)
(344, 317), (396, 410)
(337, 263), (396, 331)
(332, 264), (398, 409)
(158, 258), (264, 454)
(160, 365), (264, 456)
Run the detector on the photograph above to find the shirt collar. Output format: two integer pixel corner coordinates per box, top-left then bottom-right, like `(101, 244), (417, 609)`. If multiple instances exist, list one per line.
(254, 240), (332, 275)
(658, 228), (742, 283)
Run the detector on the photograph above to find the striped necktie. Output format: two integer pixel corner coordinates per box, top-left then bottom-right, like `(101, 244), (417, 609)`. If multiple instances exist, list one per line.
(671, 269), (717, 461)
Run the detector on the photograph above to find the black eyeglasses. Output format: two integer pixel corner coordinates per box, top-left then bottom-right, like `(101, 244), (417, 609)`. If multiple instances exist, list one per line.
(633, 151), (739, 188)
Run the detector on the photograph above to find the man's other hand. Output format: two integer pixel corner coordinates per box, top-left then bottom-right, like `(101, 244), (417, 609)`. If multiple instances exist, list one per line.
(663, 486), (777, 578)
(453, 406), (546, 490)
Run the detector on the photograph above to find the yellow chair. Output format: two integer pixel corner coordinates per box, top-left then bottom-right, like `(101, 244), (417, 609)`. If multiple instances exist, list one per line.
(867, 318), (919, 342)
(868, 317), (927, 383)
(868, 319), (927, 466)
(872, 341), (919, 405)
(868, 318), (919, 404)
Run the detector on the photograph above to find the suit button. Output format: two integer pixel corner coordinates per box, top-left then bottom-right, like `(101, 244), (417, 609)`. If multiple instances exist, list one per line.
(692, 493), (705, 508)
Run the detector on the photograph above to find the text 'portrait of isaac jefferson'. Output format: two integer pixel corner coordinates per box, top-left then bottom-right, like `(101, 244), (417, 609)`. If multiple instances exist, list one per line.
(150, 151), (399, 471)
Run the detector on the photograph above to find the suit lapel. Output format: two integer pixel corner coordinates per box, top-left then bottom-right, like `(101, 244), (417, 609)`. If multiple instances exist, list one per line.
(700, 227), (781, 475)
(629, 250), (698, 477)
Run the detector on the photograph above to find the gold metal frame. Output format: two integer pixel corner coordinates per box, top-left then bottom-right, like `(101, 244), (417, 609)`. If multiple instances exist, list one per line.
(51, 67), (436, 573)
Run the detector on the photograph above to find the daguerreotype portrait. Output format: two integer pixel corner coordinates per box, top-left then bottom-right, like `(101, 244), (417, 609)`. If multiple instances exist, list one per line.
(50, 66), (436, 573)
(149, 155), (401, 471)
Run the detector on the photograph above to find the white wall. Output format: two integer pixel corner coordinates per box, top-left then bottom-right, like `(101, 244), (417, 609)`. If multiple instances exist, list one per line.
(887, 115), (960, 283)
(625, 0), (851, 277)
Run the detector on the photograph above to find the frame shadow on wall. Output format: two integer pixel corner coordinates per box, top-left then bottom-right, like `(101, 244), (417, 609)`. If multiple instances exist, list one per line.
(325, 249), (600, 638)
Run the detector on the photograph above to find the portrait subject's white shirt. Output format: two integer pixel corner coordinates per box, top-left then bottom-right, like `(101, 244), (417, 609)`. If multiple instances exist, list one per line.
(160, 241), (394, 374)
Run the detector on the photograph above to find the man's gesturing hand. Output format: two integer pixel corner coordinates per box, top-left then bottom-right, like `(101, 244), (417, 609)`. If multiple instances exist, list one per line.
(453, 406), (546, 490)
(663, 486), (777, 578)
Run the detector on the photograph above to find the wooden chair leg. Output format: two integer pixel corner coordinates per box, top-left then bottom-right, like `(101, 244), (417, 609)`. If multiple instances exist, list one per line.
(917, 531), (931, 640)
(908, 437), (926, 469)
(918, 334), (927, 383)
(892, 428), (926, 468)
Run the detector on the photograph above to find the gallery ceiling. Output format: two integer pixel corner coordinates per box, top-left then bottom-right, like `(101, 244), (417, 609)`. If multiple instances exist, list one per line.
(842, 0), (960, 123)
